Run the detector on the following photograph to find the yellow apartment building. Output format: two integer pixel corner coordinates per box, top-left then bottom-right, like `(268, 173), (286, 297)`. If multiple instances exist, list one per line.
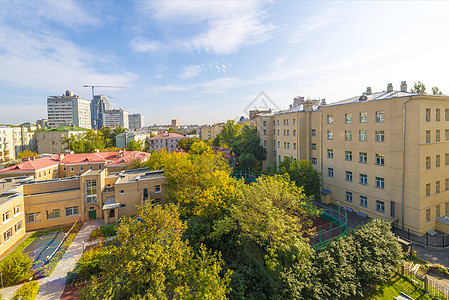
(0, 168), (166, 256)
(254, 82), (449, 235)
(36, 126), (88, 155)
(199, 123), (224, 141)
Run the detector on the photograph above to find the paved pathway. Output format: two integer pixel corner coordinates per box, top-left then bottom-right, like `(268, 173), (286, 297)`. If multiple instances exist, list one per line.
(414, 244), (449, 268)
(0, 220), (103, 300)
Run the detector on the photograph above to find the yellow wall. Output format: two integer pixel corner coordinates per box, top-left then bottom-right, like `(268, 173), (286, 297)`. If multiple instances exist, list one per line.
(0, 193), (26, 257)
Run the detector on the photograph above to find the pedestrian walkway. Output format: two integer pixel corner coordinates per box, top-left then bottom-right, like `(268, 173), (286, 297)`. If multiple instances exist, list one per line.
(0, 219), (103, 300)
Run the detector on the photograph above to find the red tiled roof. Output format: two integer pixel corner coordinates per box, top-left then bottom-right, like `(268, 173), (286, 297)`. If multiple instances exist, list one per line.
(150, 133), (186, 140)
(0, 151), (150, 174)
(0, 156), (60, 173)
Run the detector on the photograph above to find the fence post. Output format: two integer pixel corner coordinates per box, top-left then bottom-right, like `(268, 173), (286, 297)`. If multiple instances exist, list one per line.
(424, 276), (428, 293)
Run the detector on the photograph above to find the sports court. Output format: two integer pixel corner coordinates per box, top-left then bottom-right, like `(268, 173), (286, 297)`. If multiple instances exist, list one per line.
(23, 230), (66, 269)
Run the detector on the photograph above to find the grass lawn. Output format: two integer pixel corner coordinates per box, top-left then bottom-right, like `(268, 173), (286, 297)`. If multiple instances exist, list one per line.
(362, 274), (436, 300)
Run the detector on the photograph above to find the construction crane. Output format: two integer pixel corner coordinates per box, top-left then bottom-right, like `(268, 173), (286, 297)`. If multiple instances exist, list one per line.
(83, 85), (125, 99)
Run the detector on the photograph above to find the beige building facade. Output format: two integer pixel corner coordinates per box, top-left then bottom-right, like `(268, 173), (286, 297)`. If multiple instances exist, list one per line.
(254, 83), (449, 235)
(199, 123), (224, 141)
(36, 127), (87, 154)
(0, 168), (166, 256)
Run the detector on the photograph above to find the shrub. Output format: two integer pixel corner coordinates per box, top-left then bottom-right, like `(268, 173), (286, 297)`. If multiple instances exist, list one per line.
(68, 247), (106, 282)
(89, 228), (104, 241)
(0, 252), (33, 286)
(100, 223), (118, 237)
(13, 281), (39, 300)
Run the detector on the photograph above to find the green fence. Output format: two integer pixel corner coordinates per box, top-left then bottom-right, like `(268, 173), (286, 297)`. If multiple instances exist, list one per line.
(230, 170), (258, 182)
(310, 202), (348, 249)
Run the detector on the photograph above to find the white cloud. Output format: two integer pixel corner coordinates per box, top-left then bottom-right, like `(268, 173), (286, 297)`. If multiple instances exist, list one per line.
(180, 65), (202, 79)
(134, 1), (275, 55)
(129, 37), (164, 53)
(289, 7), (339, 44)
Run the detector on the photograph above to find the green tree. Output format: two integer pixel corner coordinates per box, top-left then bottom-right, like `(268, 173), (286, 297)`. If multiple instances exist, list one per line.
(232, 125), (266, 172)
(237, 152), (258, 171)
(213, 120), (242, 148)
(188, 141), (214, 155)
(0, 252), (33, 286)
(110, 127), (126, 147)
(100, 127), (113, 147)
(81, 204), (232, 300)
(168, 127), (175, 133)
(411, 81), (426, 94)
(214, 175), (318, 270)
(178, 137), (200, 151)
(17, 150), (38, 159)
(125, 140), (142, 151)
(277, 158), (321, 197)
(64, 130), (105, 153)
(432, 86), (443, 95)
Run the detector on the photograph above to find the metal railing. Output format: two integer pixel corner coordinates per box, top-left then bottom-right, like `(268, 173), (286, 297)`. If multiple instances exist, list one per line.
(309, 202), (348, 248)
(44, 218), (80, 264)
(402, 263), (449, 299)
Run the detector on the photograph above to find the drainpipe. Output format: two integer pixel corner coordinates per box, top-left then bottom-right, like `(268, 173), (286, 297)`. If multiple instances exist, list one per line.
(402, 96), (413, 230)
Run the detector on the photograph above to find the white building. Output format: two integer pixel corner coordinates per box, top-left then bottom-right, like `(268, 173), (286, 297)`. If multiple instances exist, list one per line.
(148, 133), (187, 151)
(104, 109), (129, 129)
(0, 127), (15, 162)
(129, 114), (144, 130)
(47, 90), (91, 129)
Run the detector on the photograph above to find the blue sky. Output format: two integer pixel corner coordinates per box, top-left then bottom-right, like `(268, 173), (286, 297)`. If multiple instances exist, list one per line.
(1, 1), (449, 126)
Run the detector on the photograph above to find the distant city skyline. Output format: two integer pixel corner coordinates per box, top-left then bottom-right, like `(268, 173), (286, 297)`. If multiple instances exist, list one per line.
(1, 1), (449, 125)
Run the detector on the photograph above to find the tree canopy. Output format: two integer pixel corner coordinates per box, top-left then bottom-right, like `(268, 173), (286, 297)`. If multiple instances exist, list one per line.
(17, 150), (38, 159)
(213, 120), (242, 148)
(64, 130), (106, 153)
(125, 140), (142, 151)
(81, 203), (232, 299)
(411, 81), (445, 95)
(277, 157), (321, 197)
(178, 137), (200, 152)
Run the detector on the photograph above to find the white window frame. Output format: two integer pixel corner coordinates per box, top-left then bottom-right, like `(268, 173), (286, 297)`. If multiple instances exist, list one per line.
(376, 201), (385, 213)
(346, 171), (353, 182)
(376, 177), (385, 189)
(155, 185), (161, 193)
(345, 191), (353, 202)
(360, 196), (367, 207)
(345, 151), (352, 161)
(360, 174), (367, 185)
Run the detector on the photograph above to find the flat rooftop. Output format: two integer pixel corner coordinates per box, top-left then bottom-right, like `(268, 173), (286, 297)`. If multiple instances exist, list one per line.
(114, 168), (165, 184)
(0, 176), (33, 205)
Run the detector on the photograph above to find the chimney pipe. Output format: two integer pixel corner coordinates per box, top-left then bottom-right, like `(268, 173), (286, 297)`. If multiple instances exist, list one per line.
(366, 87), (372, 95)
(400, 81), (407, 92)
(387, 83), (393, 92)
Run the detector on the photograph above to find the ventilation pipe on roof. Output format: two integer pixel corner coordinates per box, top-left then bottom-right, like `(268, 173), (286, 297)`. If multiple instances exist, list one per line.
(366, 87), (372, 95)
(387, 83), (393, 92)
(400, 81), (407, 92)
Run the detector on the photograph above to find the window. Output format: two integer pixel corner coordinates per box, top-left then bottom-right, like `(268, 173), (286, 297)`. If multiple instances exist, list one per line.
(360, 112), (367, 123)
(311, 144), (316, 150)
(360, 174), (367, 185)
(426, 156), (431, 169)
(359, 152), (367, 163)
(80, 166), (84, 171)
(263, 121), (266, 126)
(436, 109), (441, 121)
(375, 130), (385, 142)
(15, 221), (22, 232)
(328, 168), (334, 177)
(426, 130), (431, 143)
(293, 119), (296, 125)
(346, 171), (353, 182)
(436, 181), (441, 193)
(89, 165), (93, 170)
(98, 165), (102, 170)
(376, 177), (385, 189)
(293, 143), (297, 150)
(264, 140), (267, 146)
(283, 130), (286, 136)
(66, 206), (79, 217)
(14, 205), (20, 215)
(155, 185), (161, 193)
(3, 211), (10, 222)
(327, 149), (334, 159)
(426, 108), (431, 121)
(119, 190), (125, 195)
(120, 204), (126, 209)
(426, 208), (431, 222)
(436, 205), (441, 218)
(359, 130), (367, 141)
(376, 201), (385, 213)
(346, 191), (353, 202)
(287, 130), (289, 136)
(311, 129), (316, 136)
(287, 119), (289, 126)
(436, 155), (441, 167)
(360, 196), (367, 207)
(345, 113), (352, 123)
(426, 183), (431, 196)
(311, 158), (317, 165)
(86, 180), (97, 203)
(447, 202), (449, 215)
(345, 130), (352, 141)
(263, 130), (266, 135)
(284, 142), (286, 149)
(376, 154), (384, 166)
(376, 111), (385, 123)
(293, 130), (296, 136)
(287, 142), (290, 149)
(277, 130), (280, 136)
(436, 130), (441, 142)
(446, 153), (449, 165)
(3, 228), (12, 242)
(283, 119), (286, 126)
(327, 130), (333, 140)
(446, 109), (449, 121)
(277, 120), (279, 126)
(26, 212), (40, 223)
(446, 178), (449, 190)
(278, 141), (280, 148)
(327, 115), (333, 124)
(44, 170), (47, 176)
(47, 209), (60, 220)
(345, 151), (352, 161)
(446, 129), (449, 141)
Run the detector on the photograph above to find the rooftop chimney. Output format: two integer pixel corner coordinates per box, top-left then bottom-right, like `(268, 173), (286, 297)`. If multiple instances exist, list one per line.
(400, 81), (407, 92)
(387, 83), (393, 92)
(95, 149), (100, 153)
(59, 153), (65, 161)
(366, 87), (372, 95)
